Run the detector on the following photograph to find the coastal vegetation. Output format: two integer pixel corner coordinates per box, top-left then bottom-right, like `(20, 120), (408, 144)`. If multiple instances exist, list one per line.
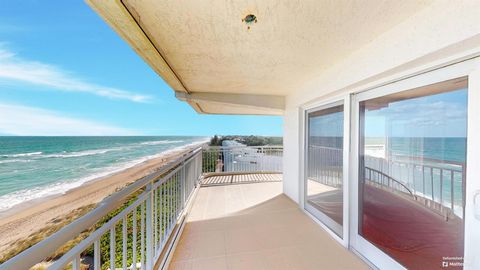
(0, 204), (96, 264)
(209, 135), (282, 146)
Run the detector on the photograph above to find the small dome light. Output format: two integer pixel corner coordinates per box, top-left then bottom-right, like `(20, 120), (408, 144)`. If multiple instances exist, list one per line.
(242, 14), (257, 24)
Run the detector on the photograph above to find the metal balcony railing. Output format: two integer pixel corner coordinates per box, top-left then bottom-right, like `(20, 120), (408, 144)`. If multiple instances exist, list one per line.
(364, 155), (466, 219)
(306, 145), (466, 219)
(1, 147), (202, 270)
(0, 145), (283, 270)
(364, 166), (416, 198)
(307, 145), (343, 188)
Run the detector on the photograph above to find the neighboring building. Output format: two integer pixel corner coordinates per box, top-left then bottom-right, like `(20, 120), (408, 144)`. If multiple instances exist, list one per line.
(221, 140), (282, 172)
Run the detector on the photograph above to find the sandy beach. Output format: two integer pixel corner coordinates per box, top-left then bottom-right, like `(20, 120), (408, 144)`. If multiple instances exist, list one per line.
(0, 144), (202, 256)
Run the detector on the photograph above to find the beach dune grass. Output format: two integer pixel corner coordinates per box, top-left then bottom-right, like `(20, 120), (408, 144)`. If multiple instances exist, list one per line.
(0, 204), (96, 264)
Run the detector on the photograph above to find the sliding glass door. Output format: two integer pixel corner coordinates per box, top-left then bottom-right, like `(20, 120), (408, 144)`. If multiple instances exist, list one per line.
(355, 78), (468, 269)
(305, 102), (345, 238)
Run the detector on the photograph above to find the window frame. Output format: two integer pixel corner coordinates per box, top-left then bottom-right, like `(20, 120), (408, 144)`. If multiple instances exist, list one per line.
(298, 57), (480, 269)
(349, 58), (479, 270)
(300, 96), (351, 247)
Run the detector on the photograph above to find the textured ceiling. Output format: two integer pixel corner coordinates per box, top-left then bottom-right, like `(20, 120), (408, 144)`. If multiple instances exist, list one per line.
(123, 0), (432, 96)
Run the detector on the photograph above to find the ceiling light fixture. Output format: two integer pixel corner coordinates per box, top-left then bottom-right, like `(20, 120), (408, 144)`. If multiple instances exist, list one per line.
(242, 14), (257, 30)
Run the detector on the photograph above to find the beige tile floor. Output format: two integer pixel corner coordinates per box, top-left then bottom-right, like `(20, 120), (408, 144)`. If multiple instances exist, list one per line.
(168, 177), (370, 270)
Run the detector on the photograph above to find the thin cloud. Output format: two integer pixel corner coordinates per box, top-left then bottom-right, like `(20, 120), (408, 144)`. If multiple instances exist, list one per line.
(0, 46), (152, 103)
(0, 103), (137, 136)
(366, 95), (467, 137)
(375, 100), (467, 126)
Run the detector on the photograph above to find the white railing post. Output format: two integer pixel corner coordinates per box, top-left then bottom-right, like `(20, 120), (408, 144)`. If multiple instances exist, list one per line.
(197, 151), (202, 184)
(110, 228), (115, 270)
(145, 182), (154, 270)
(132, 207), (137, 270)
(193, 157), (198, 188)
(93, 240), (100, 269)
(72, 254), (80, 270)
(181, 160), (186, 207)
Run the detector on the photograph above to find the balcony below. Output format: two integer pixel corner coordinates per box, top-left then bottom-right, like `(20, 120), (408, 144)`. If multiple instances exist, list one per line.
(169, 175), (369, 270)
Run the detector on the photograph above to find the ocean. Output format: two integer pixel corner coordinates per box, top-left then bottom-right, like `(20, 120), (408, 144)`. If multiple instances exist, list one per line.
(0, 136), (208, 212)
(366, 137), (467, 163)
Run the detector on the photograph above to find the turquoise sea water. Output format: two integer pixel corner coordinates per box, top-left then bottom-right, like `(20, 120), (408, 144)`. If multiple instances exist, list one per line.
(365, 137), (467, 163)
(0, 136), (208, 211)
(388, 137), (466, 163)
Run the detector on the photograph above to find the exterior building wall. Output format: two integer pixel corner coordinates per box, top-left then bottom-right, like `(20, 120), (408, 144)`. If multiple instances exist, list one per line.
(282, 2), (480, 268)
(283, 105), (300, 202)
(282, 0), (480, 206)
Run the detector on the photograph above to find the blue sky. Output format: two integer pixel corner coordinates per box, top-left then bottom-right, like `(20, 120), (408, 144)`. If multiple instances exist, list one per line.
(309, 111), (343, 137)
(307, 89), (467, 138)
(0, 1), (283, 136)
(365, 89), (467, 138)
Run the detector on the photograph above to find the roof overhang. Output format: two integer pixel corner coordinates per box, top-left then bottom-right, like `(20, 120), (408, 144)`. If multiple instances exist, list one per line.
(175, 92), (284, 115)
(86, 0), (432, 115)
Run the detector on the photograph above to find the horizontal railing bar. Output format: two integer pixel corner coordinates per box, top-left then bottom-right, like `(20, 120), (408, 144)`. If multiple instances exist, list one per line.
(308, 145), (343, 151)
(365, 166), (416, 198)
(1, 147), (202, 270)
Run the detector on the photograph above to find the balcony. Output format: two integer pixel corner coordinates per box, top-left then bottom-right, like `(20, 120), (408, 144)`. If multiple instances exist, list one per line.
(2, 143), (468, 270)
(2, 145), (367, 270)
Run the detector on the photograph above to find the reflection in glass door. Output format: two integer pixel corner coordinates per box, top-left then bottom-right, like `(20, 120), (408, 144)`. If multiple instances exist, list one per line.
(305, 103), (344, 237)
(358, 78), (467, 269)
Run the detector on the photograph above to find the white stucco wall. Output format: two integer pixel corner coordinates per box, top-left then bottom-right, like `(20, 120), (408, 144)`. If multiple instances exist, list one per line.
(282, 105), (300, 202)
(282, 0), (480, 203)
(282, 2), (480, 268)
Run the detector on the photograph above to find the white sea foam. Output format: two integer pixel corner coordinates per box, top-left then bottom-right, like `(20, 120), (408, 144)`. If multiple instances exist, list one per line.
(41, 148), (121, 158)
(0, 157), (151, 211)
(1, 151), (42, 158)
(0, 159), (33, 164)
(0, 139), (209, 212)
(0, 164), (130, 211)
(140, 140), (183, 146)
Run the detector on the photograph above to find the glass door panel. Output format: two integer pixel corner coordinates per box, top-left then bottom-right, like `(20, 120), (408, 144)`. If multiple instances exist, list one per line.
(358, 78), (467, 269)
(305, 103), (344, 237)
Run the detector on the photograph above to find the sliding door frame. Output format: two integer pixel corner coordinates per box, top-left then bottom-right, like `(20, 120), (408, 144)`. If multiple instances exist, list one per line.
(298, 56), (480, 269)
(300, 94), (351, 247)
(349, 57), (480, 270)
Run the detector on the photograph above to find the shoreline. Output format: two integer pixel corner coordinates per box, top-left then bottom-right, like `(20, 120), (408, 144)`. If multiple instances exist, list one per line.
(0, 142), (205, 255)
(0, 139), (208, 213)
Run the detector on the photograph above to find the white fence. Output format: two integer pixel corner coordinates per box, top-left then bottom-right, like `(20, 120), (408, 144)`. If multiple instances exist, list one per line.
(202, 146), (283, 174)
